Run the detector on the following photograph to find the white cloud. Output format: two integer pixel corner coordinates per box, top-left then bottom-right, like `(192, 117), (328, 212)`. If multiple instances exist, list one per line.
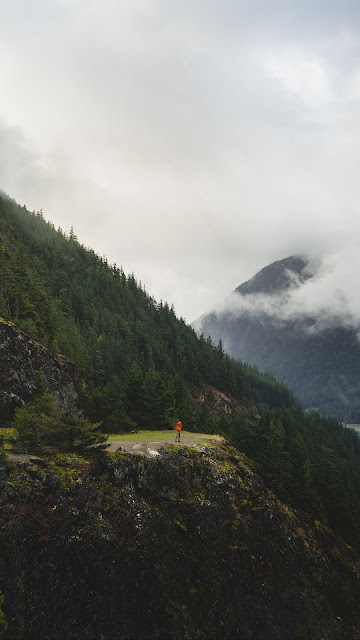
(265, 54), (331, 111)
(214, 247), (360, 334)
(1, 2), (360, 321)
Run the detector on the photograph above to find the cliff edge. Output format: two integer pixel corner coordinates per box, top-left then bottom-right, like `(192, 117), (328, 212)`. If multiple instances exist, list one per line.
(1, 442), (359, 639)
(0, 319), (77, 421)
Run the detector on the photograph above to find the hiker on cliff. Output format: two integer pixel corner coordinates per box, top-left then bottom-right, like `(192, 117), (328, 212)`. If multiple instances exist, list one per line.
(175, 420), (182, 443)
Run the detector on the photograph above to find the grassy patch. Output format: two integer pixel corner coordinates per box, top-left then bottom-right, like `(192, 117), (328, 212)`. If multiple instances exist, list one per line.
(106, 430), (215, 445)
(0, 428), (16, 438)
(48, 453), (90, 489)
(0, 427), (17, 451)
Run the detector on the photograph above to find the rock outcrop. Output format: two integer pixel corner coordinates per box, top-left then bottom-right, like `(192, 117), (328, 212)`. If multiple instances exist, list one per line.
(1, 442), (360, 639)
(0, 319), (77, 421)
(192, 384), (259, 418)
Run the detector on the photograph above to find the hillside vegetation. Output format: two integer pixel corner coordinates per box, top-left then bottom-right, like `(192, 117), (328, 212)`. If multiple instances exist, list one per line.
(0, 195), (293, 430)
(1, 196), (360, 549)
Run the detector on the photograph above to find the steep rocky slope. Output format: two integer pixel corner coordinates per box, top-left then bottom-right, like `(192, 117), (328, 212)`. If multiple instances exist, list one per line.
(0, 319), (77, 422)
(192, 384), (259, 419)
(1, 442), (359, 639)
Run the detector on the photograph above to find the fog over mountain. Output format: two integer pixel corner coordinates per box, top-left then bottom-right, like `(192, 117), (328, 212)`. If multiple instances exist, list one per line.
(194, 253), (360, 421)
(203, 249), (360, 335)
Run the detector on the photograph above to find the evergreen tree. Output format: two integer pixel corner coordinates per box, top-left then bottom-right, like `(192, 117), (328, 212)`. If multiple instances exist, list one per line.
(14, 392), (106, 454)
(288, 434), (312, 509)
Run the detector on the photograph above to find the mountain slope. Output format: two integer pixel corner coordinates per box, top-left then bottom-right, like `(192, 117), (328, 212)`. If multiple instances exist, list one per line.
(3, 196), (360, 638)
(0, 195), (296, 430)
(0, 318), (77, 421)
(195, 255), (360, 422)
(2, 197), (360, 550)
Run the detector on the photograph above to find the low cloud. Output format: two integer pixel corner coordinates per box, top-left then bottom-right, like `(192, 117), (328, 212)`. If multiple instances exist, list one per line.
(210, 248), (360, 335)
(2, 3), (360, 322)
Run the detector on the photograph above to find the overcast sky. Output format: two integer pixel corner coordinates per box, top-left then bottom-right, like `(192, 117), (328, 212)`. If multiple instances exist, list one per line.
(1, 0), (360, 322)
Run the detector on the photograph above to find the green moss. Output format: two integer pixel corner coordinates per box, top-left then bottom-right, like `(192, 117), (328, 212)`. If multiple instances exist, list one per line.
(216, 461), (236, 474)
(173, 519), (187, 531)
(227, 545), (248, 552)
(0, 316), (14, 327)
(174, 485), (209, 505)
(0, 590), (8, 637)
(235, 476), (251, 491)
(7, 470), (37, 494)
(331, 546), (341, 559)
(48, 453), (90, 489)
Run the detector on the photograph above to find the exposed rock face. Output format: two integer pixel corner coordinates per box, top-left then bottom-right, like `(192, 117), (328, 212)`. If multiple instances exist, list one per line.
(192, 384), (259, 418)
(1, 443), (359, 639)
(0, 319), (77, 420)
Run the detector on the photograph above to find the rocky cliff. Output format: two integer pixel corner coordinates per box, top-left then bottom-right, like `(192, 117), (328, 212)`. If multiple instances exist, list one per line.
(192, 384), (259, 419)
(1, 442), (359, 639)
(0, 319), (77, 421)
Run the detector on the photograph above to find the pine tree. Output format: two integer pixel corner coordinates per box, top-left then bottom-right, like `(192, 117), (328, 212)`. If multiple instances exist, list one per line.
(288, 434), (312, 508)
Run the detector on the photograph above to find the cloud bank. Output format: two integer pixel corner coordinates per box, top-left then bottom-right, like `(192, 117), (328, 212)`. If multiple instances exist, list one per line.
(1, 2), (360, 320)
(213, 248), (360, 335)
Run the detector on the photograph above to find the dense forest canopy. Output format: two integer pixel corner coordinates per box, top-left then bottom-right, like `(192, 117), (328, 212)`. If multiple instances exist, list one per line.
(0, 195), (293, 428)
(1, 194), (360, 548)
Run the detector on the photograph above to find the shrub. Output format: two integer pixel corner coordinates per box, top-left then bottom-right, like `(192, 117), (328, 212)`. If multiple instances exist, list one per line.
(13, 392), (107, 454)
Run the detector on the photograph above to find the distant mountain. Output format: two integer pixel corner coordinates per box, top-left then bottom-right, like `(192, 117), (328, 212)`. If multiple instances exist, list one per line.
(235, 255), (311, 296)
(194, 256), (360, 422)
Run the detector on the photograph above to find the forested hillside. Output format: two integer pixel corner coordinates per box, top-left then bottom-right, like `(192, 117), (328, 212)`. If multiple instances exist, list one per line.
(1, 196), (360, 549)
(0, 195), (293, 431)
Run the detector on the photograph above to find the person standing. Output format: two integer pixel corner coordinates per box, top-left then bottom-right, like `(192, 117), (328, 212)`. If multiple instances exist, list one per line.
(175, 420), (182, 443)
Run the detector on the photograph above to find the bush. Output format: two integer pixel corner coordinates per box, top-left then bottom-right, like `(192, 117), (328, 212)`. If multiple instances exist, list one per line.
(13, 392), (107, 454)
